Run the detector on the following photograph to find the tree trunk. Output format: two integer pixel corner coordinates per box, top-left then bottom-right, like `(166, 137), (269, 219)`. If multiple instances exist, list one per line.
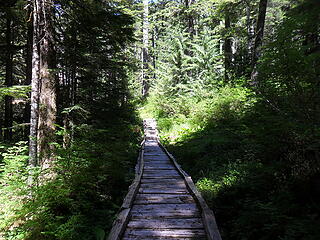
(4, 13), (13, 141)
(152, 25), (157, 80)
(251, 0), (268, 82)
(29, 0), (40, 167)
(24, 1), (33, 139)
(246, 1), (254, 62)
(224, 6), (232, 82)
(184, 0), (195, 64)
(185, 0), (195, 38)
(37, 0), (57, 167)
(29, 0), (57, 168)
(142, 0), (149, 97)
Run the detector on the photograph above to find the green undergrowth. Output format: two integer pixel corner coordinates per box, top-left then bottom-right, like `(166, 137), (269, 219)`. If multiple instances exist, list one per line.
(141, 85), (320, 240)
(0, 120), (142, 240)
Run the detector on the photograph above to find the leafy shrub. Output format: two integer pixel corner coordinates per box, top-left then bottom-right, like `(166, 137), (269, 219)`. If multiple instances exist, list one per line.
(0, 142), (29, 239)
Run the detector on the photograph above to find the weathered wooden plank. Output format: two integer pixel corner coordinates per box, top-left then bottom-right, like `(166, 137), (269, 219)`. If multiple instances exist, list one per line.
(143, 155), (168, 159)
(140, 182), (186, 189)
(131, 203), (200, 218)
(143, 149), (164, 153)
(143, 170), (180, 175)
(144, 159), (170, 163)
(140, 178), (184, 184)
(144, 131), (157, 134)
(143, 153), (165, 156)
(145, 135), (158, 138)
(144, 144), (158, 147)
(144, 146), (162, 149)
(143, 159), (170, 162)
(143, 169), (179, 173)
(127, 218), (204, 229)
(139, 184), (188, 193)
(144, 153), (167, 156)
(143, 173), (180, 178)
(134, 194), (195, 204)
(139, 184), (187, 189)
(143, 149), (164, 152)
(143, 148), (163, 152)
(144, 165), (176, 170)
(139, 188), (189, 194)
(132, 203), (198, 211)
(144, 161), (170, 164)
(142, 174), (180, 178)
(144, 146), (162, 150)
(123, 229), (206, 238)
(143, 156), (169, 160)
(143, 158), (170, 162)
(144, 155), (169, 160)
(142, 160), (174, 166)
(144, 132), (157, 135)
(143, 157), (168, 161)
(131, 209), (200, 219)
(142, 175), (182, 179)
(143, 161), (172, 165)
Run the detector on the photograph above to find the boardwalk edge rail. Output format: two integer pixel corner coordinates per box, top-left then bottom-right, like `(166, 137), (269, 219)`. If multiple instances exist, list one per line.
(157, 139), (222, 240)
(107, 139), (145, 240)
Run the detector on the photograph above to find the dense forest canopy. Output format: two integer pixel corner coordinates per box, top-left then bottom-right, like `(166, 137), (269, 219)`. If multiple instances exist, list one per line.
(0, 0), (319, 239)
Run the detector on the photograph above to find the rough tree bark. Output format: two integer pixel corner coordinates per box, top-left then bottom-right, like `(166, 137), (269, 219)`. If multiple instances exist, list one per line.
(4, 12), (13, 141)
(29, 0), (57, 168)
(37, 0), (57, 167)
(251, 0), (268, 83)
(29, 0), (40, 167)
(246, 1), (255, 62)
(152, 25), (157, 80)
(24, 1), (33, 139)
(142, 0), (149, 97)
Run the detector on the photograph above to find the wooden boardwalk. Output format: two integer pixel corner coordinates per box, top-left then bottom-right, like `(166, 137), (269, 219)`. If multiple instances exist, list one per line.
(108, 119), (222, 240)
